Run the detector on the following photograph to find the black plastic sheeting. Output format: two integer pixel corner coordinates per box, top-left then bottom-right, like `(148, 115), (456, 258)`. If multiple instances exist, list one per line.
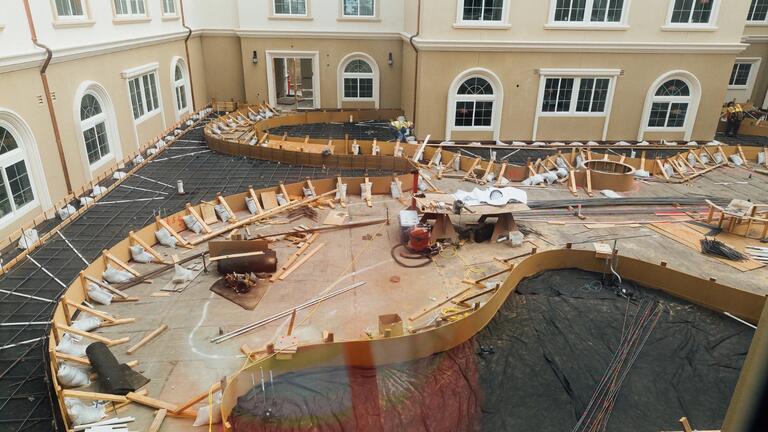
(230, 269), (753, 432)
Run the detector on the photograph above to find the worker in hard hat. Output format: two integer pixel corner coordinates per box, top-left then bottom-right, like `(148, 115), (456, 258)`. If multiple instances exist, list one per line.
(725, 101), (746, 137)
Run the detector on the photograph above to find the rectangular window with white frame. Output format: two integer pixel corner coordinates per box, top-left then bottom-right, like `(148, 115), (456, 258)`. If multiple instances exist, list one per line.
(343, 0), (374, 17)
(274, 0), (307, 15)
(456, 0), (508, 25)
(729, 63), (753, 88)
(541, 77), (611, 115)
(114, 0), (146, 17)
(162, 0), (177, 15)
(54, 0), (86, 19)
(550, 0), (627, 26)
(665, 0), (719, 27)
(748, 0), (768, 23)
(128, 72), (160, 121)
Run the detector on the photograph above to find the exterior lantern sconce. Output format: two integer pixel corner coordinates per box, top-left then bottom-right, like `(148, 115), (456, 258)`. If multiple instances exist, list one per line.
(252, 51), (259, 64)
(388, 52), (393, 66)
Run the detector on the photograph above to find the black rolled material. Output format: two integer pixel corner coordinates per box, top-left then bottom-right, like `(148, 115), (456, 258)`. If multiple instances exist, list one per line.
(85, 342), (135, 396)
(216, 250), (278, 274)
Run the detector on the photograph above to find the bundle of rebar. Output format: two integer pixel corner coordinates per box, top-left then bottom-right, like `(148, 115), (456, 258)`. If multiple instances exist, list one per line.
(527, 196), (730, 210)
(700, 238), (747, 261)
(571, 298), (663, 432)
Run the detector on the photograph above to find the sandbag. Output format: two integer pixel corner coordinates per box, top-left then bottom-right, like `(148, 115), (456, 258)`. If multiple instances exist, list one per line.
(56, 334), (88, 357)
(65, 398), (104, 426)
(58, 204), (77, 220)
(303, 187), (315, 198)
(193, 392), (223, 426)
(335, 184), (348, 202)
(87, 283), (113, 306)
(103, 265), (132, 284)
(130, 245), (154, 264)
(276, 194), (288, 206)
(183, 215), (203, 234)
(172, 264), (195, 284)
(72, 316), (102, 332)
(57, 363), (91, 388)
(112, 171), (126, 180)
(91, 186), (107, 197)
(215, 205), (231, 222)
(245, 197), (259, 215)
(155, 228), (178, 248)
(17, 229), (39, 250)
(80, 197), (94, 206)
(730, 154), (744, 166)
(522, 174), (544, 186)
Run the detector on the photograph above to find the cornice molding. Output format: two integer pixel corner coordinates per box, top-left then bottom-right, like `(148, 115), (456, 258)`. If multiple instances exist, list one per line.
(234, 29), (402, 40)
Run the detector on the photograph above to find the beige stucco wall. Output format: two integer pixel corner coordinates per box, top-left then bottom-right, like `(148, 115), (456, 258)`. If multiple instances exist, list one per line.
(201, 36), (246, 103)
(187, 35), (210, 109)
(401, 41), (417, 120)
(418, 0), (749, 45)
(736, 42), (768, 108)
(238, 37), (403, 109)
(415, 50), (735, 142)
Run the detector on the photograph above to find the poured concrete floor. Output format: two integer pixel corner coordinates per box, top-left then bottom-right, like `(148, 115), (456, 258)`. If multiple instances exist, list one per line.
(76, 167), (768, 431)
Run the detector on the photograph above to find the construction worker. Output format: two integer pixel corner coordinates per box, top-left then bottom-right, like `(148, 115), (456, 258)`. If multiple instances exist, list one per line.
(725, 101), (746, 137)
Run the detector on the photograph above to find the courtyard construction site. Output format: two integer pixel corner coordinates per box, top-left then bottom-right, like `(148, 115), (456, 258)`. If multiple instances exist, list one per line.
(1, 105), (767, 432)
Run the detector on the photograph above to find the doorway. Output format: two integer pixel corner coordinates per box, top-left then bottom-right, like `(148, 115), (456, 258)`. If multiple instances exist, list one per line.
(266, 51), (321, 111)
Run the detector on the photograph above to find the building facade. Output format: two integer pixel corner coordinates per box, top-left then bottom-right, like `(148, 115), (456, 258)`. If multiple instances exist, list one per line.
(0, 0), (758, 240)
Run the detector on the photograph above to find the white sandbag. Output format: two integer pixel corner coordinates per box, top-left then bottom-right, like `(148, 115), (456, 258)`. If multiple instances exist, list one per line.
(155, 228), (178, 248)
(432, 151), (442, 166)
(65, 398), (105, 426)
(56, 334), (88, 357)
(57, 363), (91, 388)
(87, 283), (113, 306)
(133, 154), (145, 164)
(130, 245), (154, 264)
(522, 174), (544, 186)
(245, 197), (259, 215)
(276, 194), (288, 206)
(497, 176), (510, 186)
(485, 172), (495, 183)
(688, 153), (697, 166)
(634, 170), (650, 178)
(351, 143), (360, 155)
(303, 187), (315, 198)
(172, 264), (195, 284)
(71, 316), (102, 332)
(112, 171), (126, 180)
(58, 204), (77, 220)
(758, 152), (765, 165)
(91, 186), (107, 197)
(541, 171), (559, 184)
(361, 182), (373, 198)
(80, 197), (95, 206)
(335, 184), (348, 202)
(453, 154), (461, 170)
(390, 181), (402, 199)
(601, 190), (622, 199)
(183, 215), (203, 234)
(714, 152), (724, 164)
(192, 392), (222, 426)
(730, 154), (744, 166)
(555, 157), (567, 169)
(17, 229), (39, 250)
(214, 205), (231, 222)
(103, 264), (132, 284)
(663, 163), (675, 178)
(147, 148), (157, 155)
(155, 140), (166, 150)
(575, 155), (585, 169)
(555, 168), (568, 179)
(417, 178), (427, 192)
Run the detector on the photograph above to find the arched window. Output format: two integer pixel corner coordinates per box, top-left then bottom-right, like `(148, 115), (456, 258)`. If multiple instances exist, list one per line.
(80, 94), (111, 165)
(174, 63), (189, 114)
(343, 59), (374, 100)
(647, 79), (691, 129)
(0, 125), (35, 219)
(454, 77), (495, 127)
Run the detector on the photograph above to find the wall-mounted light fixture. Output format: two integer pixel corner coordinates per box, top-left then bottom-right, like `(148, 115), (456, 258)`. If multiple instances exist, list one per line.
(388, 52), (393, 66)
(252, 51), (259, 64)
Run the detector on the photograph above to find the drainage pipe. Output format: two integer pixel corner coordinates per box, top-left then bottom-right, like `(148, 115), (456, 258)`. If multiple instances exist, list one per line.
(22, 0), (73, 193)
(179, 0), (197, 111)
(408, 0), (421, 127)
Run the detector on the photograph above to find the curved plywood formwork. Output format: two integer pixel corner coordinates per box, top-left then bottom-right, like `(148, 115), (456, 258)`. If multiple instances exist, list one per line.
(217, 248), (767, 430)
(575, 159), (637, 192)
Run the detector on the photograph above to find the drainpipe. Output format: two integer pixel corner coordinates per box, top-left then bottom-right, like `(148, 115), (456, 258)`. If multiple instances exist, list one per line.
(179, 0), (197, 111)
(22, 0), (73, 193)
(408, 0), (421, 126)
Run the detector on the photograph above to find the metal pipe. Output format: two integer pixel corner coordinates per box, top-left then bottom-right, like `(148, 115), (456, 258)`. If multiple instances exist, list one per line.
(408, 0), (421, 126)
(22, 0), (73, 193)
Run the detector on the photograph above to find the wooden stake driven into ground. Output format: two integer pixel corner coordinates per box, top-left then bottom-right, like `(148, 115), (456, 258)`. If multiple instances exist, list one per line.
(82, 273), (129, 299)
(217, 193), (238, 222)
(247, 186), (264, 214)
(186, 203), (212, 233)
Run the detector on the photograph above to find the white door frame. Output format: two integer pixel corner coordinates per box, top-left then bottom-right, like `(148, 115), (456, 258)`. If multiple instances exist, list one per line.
(266, 51), (321, 109)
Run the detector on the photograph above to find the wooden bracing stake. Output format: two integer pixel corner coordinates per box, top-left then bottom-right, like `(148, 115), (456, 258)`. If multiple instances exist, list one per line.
(305, 178), (317, 197)
(83, 273), (130, 299)
(363, 177), (373, 207)
(127, 324), (168, 354)
(480, 161), (494, 184)
(463, 157), (482, 182)
(585, 169), (593, 196)
(103, 250), (140, 277)
(279, 182), (293, 204)
(494, 162), (508, 187)
(129, 231), (170, 264)
(764, 147), (768, 168)
(64, 298), (133, 324)
(186, 204), (212, 233)
(394, 140), (402, 157)
(248, 186), (264, 214)
(568, 170), (578, 197)
(56, 323), (129, 346)
(148, 409), (167, 432)
(279, 243), (326, 281)
(427, 148), (442, 168)
(656, 159), (670, 180)
(155, 216), (191, 247)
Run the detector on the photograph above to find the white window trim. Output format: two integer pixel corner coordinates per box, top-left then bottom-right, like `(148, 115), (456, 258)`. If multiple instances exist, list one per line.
(340, 0), (377, 18)
(532, 68), (620, 141)
(728, 58), (762, 91)
(122, 64), (162, 124)
(171, 57), (192, 119)
(0, 110), (51, 225)
(162, 0), (178, 16)
(545, 0), (631, 29)
(638, 70), (701, 141)
(337, 53), (379, 108)
(112, 0), (148, 18)
(662, 0), (720, 31)
(747, 0), (768, 24)
(454, 0), (512, 28)
(445, 68), (504, 141)
(272, 0), (310, 17)
(50, 0), (94, 27)
(265, 51), (322, 109)
(73, 81), (122, 178)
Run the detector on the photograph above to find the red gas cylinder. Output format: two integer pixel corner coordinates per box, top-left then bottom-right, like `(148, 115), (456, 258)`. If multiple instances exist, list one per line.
(408, 225), (432, 253)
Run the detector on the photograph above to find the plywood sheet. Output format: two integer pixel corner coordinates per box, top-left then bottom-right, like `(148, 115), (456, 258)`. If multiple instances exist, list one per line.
(261, 191), (279, 210)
